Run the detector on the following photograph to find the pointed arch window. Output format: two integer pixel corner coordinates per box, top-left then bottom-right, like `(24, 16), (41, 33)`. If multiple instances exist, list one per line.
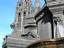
(24, 11), (26, 16)
(17, 12), (21, 29)
(63, 10), (64, 15)
(18, 12), (21, 21)
(19, 3), (21, 6)
(19, 12), (21, 16)
(28, 12), (30, 15)
(18, 0), (22, 6)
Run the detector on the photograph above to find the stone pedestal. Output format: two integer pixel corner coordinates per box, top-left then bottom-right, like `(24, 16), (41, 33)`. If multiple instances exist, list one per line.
(2, 37), (37, 48)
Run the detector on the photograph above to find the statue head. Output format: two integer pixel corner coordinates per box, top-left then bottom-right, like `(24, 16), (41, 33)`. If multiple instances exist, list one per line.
(54, 17), (62, 25)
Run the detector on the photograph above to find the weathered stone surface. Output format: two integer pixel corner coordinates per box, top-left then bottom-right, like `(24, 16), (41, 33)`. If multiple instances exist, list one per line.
(2, 0), (64, 48)
(27, 38), (64, 48)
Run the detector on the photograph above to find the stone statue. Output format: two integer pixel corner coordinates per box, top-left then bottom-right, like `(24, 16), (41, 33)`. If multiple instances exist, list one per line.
(54, 17), (64, 38)
(21, 29), (40, 38)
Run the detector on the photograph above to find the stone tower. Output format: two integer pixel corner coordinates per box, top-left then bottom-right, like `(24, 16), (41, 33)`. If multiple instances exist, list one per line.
(2, 0), (40, 48)
(10, 0), (40, 39)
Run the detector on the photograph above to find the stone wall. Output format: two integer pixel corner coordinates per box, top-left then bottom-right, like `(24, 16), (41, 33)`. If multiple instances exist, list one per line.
(27, 38), (64, 48)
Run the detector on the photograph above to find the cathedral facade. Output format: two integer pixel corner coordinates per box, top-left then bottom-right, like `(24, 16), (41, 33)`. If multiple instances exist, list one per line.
(2, 0), (64, 48)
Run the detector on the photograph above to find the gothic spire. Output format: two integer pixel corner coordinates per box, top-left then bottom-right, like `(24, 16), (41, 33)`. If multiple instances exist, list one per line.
(23, 0), (32, 6)
(17, 0), (23, 6)
(35, 0), (40, 13)
(35, 0), (40, 8)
